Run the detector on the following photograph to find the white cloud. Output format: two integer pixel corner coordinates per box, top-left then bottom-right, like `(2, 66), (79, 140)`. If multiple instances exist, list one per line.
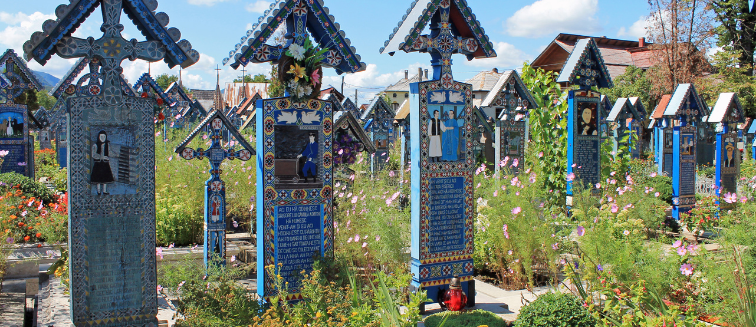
(246, 1), (272, 13)
(187, 0), (232, 6)
(506, 0), (600, 38)
(463, 42), (530, 68)
(617, 16), (649, 39)
(0, 11), (80, 78)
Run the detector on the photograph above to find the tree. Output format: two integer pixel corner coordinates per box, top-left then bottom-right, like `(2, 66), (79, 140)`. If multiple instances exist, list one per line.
(600, 66), (657, 114)
(268, 64), (285, 98)
(697, 49), (756, 117)
(155, 73), (178, 90)
(711, 0), (756, 74)
(35, 90), (56, 110)
(233, 74), (269, 83)
(646, 0), (714, 96)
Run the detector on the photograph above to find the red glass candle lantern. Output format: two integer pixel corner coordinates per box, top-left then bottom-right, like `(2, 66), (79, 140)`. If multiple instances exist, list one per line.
(442, 276), (467, 311)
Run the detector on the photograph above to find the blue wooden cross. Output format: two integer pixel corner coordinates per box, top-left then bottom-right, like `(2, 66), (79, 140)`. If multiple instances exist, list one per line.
(175, 111), (255, 268)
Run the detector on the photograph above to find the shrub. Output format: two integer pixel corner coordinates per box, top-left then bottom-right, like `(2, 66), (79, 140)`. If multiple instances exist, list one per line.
(424, 309), (509, 327)
(0, 172), (56, 204)
(515, 292), (595, 327)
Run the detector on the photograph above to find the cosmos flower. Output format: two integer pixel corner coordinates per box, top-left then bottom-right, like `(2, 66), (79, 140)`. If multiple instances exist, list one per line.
(680, 263), (694, 276)
(511, 207), (521, 215)
(576, 226), (585, 237)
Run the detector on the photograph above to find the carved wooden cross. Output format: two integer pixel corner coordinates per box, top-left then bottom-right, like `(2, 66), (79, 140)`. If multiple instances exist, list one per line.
(179, 116), (253, 267)
(405, 0), (478, 88)
(55, 0), (166, 106)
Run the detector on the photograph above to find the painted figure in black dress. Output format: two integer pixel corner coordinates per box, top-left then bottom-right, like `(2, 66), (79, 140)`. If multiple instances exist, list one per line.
(91, 130), (115, 195)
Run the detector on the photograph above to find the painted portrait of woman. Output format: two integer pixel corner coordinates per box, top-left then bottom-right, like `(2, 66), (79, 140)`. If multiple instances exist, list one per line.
(91, 130), (115, 195)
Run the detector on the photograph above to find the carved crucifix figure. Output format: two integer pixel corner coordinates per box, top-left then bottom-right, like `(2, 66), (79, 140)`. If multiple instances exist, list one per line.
(404, 1), (478, 88)
(55, 0), (166, 107)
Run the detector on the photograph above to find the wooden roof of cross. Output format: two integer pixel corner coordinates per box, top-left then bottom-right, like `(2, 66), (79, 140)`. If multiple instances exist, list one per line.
(175, 109), (256, 155)
(556, 38), (613, 89)
(223, 0), (366, 75)
(0, 49), (43, 102)
(23, 0), (199, 106)
(380, 0), (496, 85)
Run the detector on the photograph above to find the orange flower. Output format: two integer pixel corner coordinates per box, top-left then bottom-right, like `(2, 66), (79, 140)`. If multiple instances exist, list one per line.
(35, 223), (40, 226)
(37, 244), (42, 248)
(18, 222), (24, 227)
(10, 215), (16, 219)
(23, 235), (30, 241)
(20, 196), (25, 199)
(35, 233), (41, 238)
(17, 205), (23, 209)
(4, 229), (9, 233)
(27, 226), (33, 230)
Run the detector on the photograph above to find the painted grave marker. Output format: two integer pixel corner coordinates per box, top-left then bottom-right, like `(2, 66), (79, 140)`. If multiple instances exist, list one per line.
(24, 0), (199, 325)
(361, 96), (396, 172)
(709, 93), (744, 208)
(175, 111), (255, 267)
(607, 97), (643, 158)
(223, 0), (366, 300)
(0, 49), (43, 177)
(558, 38), (613, 204)
(663, 83), (709, 219)
(479, 70), (537, 175)
(628, 97), (647, 158)
(381, 0), (497, 308)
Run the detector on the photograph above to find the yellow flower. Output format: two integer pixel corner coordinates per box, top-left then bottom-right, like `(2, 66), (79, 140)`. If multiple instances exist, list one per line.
(316, 312), (322, 318)
(287, 63), (306, 82)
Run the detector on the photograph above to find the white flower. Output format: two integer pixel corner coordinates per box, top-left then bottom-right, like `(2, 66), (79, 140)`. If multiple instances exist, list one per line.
(288, 43), (305, 61)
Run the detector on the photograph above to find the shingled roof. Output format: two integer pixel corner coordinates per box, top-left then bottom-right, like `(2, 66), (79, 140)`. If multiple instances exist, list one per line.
(533, 33), (655, 82)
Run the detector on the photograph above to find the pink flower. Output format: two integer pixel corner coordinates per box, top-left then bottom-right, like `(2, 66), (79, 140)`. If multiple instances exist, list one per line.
(725, 192), (739, 204)
(654, 192), (660, 197)
(511, 177), (519, 186)
(156, 247), (164, 260)
(493, 190), (498, 197)
(677, 246), (687, 256)
(354, 234), (360, 242)
(741, 196), (748, 203)
(512, 158), (519, 167)
(311, 69), (321, 86)
(233, 220), (238, 228)
(610, 204), (618, 213)
(576, 226), (585, 236)
(503, 224), (509, 239)
(351, 196), (358, 204)
(623, 230), (630, 236)
(538, 151), (543, 158)
(362, 242), (368, 248)
(649, 172), (657, 177)
(508, 250), (513, 255)
(566, 172), (575, 182)
(686, 244), (699, 255)
(680, 263), (694, 276)
(672, 240), (683, 248)
(551, 243), (559, 250)
(230, 255), (236, 262)
(511, 207), (521, 215)
(347, 237), (353, 243)
(157, 285), (163, 293)
(595, 183), (601, 189)
(375, 235), (381, 241)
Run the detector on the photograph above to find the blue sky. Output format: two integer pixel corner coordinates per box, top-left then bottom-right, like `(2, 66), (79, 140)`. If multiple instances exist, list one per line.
(1, 0), (649, 104)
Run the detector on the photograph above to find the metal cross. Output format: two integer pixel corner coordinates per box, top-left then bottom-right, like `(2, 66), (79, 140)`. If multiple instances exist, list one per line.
(404, 0), (478, 88)
(178, 117), (253, 267)
(55, 0), (166, 107)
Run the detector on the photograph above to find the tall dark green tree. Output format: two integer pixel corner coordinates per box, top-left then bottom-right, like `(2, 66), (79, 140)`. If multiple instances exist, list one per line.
(711, 0), (756, 73)
(155, 73), (178, 90)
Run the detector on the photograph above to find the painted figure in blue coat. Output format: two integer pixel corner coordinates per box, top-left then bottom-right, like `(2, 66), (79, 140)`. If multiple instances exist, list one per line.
(441, 109), (461, 161)
(298, 132), (318, 182)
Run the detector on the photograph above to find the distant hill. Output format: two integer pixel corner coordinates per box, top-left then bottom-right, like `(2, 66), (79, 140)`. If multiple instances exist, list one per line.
(31, 70), (59, 91)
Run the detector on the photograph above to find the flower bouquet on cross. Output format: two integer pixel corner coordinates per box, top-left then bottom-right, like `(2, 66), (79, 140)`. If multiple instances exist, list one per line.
(280, 37), (327, 102)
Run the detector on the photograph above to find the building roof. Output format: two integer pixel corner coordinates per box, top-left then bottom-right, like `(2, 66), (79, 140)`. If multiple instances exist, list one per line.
(334, 110), (376, 154)
(466, 68), (503, 92)
(225, 82), (268, 107)
(385, 71), (423, 93)
(533, 33), (654, 82)
(191, 89), (217, 113)
(708, 92), (744, 124)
